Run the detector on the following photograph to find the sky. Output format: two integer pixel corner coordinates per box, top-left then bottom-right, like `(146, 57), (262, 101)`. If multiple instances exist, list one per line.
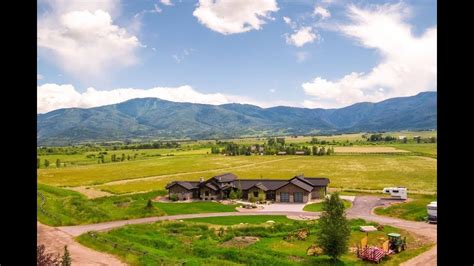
(37, 0), (437, 114)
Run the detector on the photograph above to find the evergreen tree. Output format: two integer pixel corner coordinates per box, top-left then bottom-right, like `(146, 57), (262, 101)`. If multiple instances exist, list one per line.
(56, 159), (61, 168)
(44, 159), (50, 168)
(146, 199), (153, 209)
(37, 158), (40, 169)
(121, 153), (125, 161)
(127, 155), (131, 160)
(61, 245), (72, 266)
(316, 193), (350, 261)
(312, 146), (318, 156)
(319, 147), (326, 156)
(111, 154), (116, 162)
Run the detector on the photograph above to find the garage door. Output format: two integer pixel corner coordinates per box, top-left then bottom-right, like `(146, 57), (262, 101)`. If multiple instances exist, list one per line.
(280, 192), (289, 202)
(294, 192), (303, 203)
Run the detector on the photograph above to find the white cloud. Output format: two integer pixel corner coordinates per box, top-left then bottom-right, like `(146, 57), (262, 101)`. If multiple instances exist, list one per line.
(37, 83), (300, 113)
(37, 1), (142, 79)
(269, 89), (276, 93)
(193, 0), (279, 35)
(285, 26), (319, 47)
(283, 16), (292, 25)
(161, 0), (173, 6)
(37, 74), (44, 80)
(313, 6), (331, 19)
(302, 3), (436, 108)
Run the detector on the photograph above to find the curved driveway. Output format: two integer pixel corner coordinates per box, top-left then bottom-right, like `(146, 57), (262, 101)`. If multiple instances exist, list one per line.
(41, 196), (436, 265)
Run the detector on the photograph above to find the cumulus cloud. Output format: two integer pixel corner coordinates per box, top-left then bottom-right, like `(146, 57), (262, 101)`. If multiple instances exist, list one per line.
(302, 3), (436, 108)
(37, 83), (301, 113)
(193, 0), (279, 35)
(160, 0), (173, 6)
(37, 0), (142, 79)
(285, 26), (319, 47)
(313, 6), (331, 19)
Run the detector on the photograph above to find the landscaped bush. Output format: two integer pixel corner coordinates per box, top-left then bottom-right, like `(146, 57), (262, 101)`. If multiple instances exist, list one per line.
(169, 194), (178, 201)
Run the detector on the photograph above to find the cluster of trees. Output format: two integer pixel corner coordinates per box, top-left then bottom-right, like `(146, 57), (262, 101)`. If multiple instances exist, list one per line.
(367, 134), (437, 143)
(114, 141), (180, 150)
(312, 146), (335, 156)
(37, 145), (101, 155)
(37, 158), (65, 168)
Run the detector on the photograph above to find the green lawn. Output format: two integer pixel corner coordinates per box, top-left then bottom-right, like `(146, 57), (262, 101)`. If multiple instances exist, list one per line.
(37, 184), (237, 226)
(374, 194), (437, 221)
(96, 154), (436, 194)
(76, 218), (434, 266)
(186, 215), (294, 225)
(303, 200), (352, 212)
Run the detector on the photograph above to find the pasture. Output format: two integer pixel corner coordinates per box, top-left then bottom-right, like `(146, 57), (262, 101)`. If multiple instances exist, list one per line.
(92, 153), (436, 194)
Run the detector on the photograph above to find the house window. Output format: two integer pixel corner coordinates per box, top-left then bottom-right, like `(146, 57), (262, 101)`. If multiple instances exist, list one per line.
(253, 191), (258, 197)
(280, 192), (289, 202)
(393, 190), (399, 193)
(294, 192), (303, 203)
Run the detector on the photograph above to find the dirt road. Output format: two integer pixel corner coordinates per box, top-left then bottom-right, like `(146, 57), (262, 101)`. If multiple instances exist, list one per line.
(38, 222), (126, 265)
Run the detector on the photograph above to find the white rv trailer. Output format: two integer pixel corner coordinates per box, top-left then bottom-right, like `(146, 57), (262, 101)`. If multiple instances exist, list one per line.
(427, 201), (437, 223)
(382, 187), (408, 200)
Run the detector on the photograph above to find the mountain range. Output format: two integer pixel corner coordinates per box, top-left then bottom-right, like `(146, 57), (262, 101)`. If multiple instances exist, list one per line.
(37, 91), (437, 145)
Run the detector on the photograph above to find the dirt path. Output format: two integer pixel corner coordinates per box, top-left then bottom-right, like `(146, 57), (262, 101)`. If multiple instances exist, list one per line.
(37, 222), (126, 265)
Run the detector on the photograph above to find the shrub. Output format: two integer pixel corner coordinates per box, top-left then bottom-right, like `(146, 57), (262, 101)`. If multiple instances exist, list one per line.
(169, 194), (178, 201)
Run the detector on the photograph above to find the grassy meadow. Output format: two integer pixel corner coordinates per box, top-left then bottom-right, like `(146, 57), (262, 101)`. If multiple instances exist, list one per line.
(304, 200), (352, 212)
(37, 184), (237, 226)
(76, 218), (433, 266)
(94, 153), (436, 194)
(374, 194), (437, 221)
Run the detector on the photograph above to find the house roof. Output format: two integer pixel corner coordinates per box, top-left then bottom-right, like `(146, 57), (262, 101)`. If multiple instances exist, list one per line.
(304, 177), (330, 186)
(212, 173), (237, 183)
(166, 173), (330, 192)
(165, 181), (199, 190)
(288, 178), (314, 192)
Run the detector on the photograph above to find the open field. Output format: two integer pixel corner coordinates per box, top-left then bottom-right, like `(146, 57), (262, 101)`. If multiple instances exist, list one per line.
(38, 155), (289, 186)
(387, 144), (437, 157)
(333, 146), (409, 153)
(374, 194), (437, 221)
(93, 154), (436, 194)
(303, 200), (352, 212)
(38, 148), (210, 168)
(76, 218), (433, 265)
(37, 184), (237, 226)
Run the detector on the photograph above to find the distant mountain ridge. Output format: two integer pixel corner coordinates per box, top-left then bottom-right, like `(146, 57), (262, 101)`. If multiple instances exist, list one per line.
(37, 91), (437, 145)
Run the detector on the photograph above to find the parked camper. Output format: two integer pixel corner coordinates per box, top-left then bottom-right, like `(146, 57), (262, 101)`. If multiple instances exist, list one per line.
(427, 201), (437, 223)
(382, 187), (407, 200)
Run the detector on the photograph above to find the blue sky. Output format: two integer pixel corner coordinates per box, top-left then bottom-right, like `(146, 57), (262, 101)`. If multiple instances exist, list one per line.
(37, 0), (436, 113)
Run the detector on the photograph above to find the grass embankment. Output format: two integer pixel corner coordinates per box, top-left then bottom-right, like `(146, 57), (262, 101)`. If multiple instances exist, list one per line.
(94, 154), (436, 194)
(374, 194), (437, 221)
(77, 218), (433, 266)
(37, 184), (237, 226)
(304, 200), (352, 212)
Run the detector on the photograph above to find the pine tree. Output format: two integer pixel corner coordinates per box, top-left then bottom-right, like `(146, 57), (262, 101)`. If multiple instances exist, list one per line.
(56, 159), (61, 168)
(316, 193), (350, 261)
(146, 199), (153, 209)
(44, 159), (50, 168)
(121, 153), (125, 161)
(61, 245), (72, 266)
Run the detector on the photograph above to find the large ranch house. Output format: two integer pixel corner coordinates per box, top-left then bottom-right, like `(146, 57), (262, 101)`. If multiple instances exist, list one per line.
(165, 173), (330, 203)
